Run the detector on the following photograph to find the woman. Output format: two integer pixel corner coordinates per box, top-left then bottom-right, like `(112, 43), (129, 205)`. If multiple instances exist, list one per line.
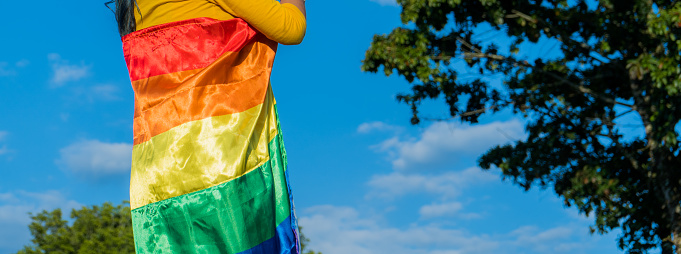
(109, 0), (306, 253)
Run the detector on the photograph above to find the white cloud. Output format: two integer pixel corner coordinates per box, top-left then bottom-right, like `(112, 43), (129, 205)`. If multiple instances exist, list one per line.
(60, 113), (70, 122)
(310, 118), (619, 254)
(299, 205), (603, 254)
(299, 205), (498, 254)
(56, 139), (132, 176)
(71, 84), (121, 102)
(366, 167), (497, 199)
(0, 62), (16, 76)
(357, 121), (402, 134)
(370, 0), (398, 7)
(419, 202), (463, 219)
(0, 131), (9, 156)
(0, 190), (81, 252)
(0, 60), (30, 77)
(48, 53), (91, 87)
(15, 59), (30, 68)
(373, 119), (525, 171)
(0, 193), (17, 202)
(508, 226), (578, 253)
(90, 84), (120, 101)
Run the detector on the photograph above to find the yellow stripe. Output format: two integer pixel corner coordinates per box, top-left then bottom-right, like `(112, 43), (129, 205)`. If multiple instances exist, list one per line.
(130, 89), (278, 209)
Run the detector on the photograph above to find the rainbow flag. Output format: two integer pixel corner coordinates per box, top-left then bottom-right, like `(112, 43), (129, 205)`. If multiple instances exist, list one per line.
(123, 17), (299, 253)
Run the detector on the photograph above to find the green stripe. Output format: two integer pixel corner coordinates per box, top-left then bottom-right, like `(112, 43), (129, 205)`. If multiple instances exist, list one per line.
(131, 132), (291, 254)
(273, 105), (288, 172)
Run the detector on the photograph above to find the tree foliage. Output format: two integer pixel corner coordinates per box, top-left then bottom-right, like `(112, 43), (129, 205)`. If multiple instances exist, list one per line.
(16, 201), (322, 254)
(16, 202), (134, 254)
(362, 0), (681, 253)
(299, 226), (323, 254)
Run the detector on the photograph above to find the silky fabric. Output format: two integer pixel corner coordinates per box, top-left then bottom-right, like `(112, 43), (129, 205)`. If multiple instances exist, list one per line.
(130, 67), (273, 144)
(130, 93), (277, 209)
(134, 0), (306, 45)
(131, 132), (292, 253)
(123, 17), (299, 253)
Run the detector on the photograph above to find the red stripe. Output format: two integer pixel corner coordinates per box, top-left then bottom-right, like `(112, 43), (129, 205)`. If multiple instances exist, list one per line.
(123, 18), (257, 81)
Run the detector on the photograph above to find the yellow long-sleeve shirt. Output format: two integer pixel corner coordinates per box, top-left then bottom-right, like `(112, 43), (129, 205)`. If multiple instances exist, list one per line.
(134, 0), (306, 45)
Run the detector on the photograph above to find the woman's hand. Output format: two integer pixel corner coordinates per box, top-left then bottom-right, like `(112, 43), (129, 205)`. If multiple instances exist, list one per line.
(281, 0), (306, 17)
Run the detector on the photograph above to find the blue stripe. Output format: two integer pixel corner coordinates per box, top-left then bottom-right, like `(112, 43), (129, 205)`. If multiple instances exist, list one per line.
(284, 169), (301, 253)
(237, 215), (299, 254)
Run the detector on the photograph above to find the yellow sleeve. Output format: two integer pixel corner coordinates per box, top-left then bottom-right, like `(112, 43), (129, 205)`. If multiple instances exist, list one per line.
(212, 0), (307, 45)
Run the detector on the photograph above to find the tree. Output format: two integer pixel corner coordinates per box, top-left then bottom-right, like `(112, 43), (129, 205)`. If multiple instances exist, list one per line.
(16, 201), (135, 254)
(299, 226), (323, 254)
(362, 0), (681, 253)
(17, 201), (321, 254)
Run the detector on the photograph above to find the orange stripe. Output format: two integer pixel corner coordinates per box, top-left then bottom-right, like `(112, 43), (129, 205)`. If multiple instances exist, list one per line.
(132, 40), (277, 145)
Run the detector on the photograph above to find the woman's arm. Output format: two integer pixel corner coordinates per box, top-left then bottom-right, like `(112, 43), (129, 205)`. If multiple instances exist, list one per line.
(214, 0), (307, 45)
(281, 0), (306, 17)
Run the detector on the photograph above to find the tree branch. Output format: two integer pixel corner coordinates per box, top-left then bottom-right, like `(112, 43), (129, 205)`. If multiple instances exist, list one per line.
(421, 103), (507, 122)
(457, 37), (482, 53)
(543, 72), (634, 108)
(507, 9), (613, 64)
(460, 52), (634, 108)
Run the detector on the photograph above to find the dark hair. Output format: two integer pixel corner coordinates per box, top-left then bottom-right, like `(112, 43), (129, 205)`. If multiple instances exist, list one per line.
(105, 0), (139, 37)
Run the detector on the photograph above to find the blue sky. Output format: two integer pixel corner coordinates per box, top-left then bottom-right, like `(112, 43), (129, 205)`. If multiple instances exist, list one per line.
(0, 0), (625, 253)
